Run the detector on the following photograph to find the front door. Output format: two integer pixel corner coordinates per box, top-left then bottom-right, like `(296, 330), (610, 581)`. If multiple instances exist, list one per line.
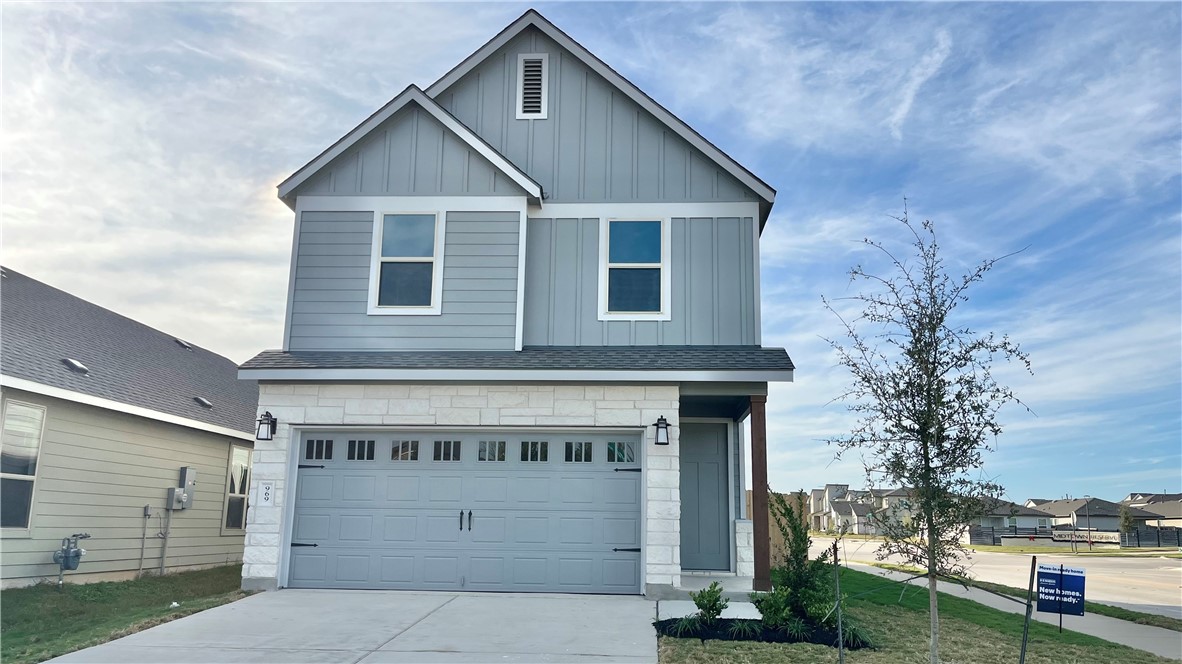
(680, 422), (730, 570)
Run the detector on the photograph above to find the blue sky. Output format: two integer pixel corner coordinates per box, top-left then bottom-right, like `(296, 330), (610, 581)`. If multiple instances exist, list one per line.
(3, 2), (1179, 503)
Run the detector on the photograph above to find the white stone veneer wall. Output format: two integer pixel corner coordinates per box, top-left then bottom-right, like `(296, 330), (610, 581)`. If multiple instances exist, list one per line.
(242, 383), (680, 591)
(735, 519), (754, 578)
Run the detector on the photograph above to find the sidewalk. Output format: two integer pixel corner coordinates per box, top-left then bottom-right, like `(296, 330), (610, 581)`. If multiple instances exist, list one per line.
(852, 562), (1182, 660)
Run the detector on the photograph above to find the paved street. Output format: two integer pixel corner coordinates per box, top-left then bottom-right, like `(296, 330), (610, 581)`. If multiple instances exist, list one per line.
(812, 538), (1182, 619)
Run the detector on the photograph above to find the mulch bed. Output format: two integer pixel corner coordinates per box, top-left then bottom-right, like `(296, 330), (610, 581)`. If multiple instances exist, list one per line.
(653, 617), (866, 649)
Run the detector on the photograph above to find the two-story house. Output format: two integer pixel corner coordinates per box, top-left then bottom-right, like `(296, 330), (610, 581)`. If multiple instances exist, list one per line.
(238, 9), (793, 598)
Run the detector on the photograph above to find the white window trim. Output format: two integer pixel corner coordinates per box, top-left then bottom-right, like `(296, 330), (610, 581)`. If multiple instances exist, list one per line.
(221, 443), (252, 535)
(515, 53), (549, 120)
(0, 399), (47, 536)
(597, 217), (672, 321)
(367, 211), (446, 316)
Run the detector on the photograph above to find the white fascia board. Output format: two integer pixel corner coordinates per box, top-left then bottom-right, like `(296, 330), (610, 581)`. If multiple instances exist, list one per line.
(238, 368), (793, 383)
(530, 201), (761, 220)
(0, 375), (256, 442)
(277, 86), (541, 202)
(425, 11), (776, 205)
(298, 196), (527, 212)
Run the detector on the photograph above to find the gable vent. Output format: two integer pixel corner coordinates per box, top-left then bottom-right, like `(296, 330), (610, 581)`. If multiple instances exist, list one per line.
(194, 397), (213, 409)
(516, 54), (548, 120)
(62, 358), (89, 375)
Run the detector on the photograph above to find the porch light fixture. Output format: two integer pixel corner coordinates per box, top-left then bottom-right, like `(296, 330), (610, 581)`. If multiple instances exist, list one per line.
(653, 415), (670, 445)
(256, 411), (277, 441)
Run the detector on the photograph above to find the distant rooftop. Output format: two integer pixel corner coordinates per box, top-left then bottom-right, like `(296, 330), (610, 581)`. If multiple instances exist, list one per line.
(1, 268), (257, 435)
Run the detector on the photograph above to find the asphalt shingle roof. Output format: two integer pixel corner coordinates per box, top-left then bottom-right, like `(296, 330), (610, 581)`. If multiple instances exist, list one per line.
(832, 500), (871, 517)
(1036, 497), (1157, 519)
(1, 268), (257, 434)
(985, 500), (1052, 518)
(240, 346), (795, 373)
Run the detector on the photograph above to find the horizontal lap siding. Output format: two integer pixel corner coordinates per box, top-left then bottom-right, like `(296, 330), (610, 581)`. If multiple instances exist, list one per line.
(435, 27), (759, 205)
(288, 211), (519, 351)
(0, 390), (247, 584)
(524, 217), (756, 346)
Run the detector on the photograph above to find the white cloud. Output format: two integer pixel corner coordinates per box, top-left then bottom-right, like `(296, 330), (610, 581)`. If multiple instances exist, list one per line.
(888, 29), (952, 140)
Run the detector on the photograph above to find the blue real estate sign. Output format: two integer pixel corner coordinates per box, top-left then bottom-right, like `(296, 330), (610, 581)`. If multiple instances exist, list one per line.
(1036, 563), (1086, 616)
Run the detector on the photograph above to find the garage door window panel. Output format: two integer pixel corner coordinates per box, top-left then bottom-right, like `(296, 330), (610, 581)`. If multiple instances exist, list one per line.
(434, 440), (461, 461)
(478, 441), (506, 462)
(393, 440), (420, 461)
(565, 441), (592, 463)
(306, 439), (334, 460)
(521, 441), (548, 462)
(347, 440), (375, 461)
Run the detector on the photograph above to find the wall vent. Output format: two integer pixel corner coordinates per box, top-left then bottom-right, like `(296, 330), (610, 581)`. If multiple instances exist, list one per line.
(194, 397), (213, 409)
(516, 54), (548, 120)
(62, 358), (89, 375)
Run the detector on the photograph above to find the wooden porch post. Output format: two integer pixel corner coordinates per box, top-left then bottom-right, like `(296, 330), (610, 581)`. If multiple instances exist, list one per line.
(750, 394), (771, 591)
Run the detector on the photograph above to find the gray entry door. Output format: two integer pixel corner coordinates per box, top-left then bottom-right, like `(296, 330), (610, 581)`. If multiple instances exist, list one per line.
(680, 422), (730, 570)
(288, 431), (642, 593)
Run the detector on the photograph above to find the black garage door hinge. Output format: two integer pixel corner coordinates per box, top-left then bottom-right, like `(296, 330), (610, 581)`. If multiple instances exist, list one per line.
(298, 464), (325, 469)
(612, 547), (641, 552)
(290, 542), (319, 547)
(613, 468), (641, 472)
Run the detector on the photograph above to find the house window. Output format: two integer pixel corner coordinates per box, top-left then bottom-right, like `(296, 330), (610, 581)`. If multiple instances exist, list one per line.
(1037, 518), (1048, 529)
(1006, 517), (1018, 528)
(1, 401), (45, 530)
(370, 212), (444, 315)
(599, 219), (670, 321)
(223, 445), (251, 531)
(516, 53), (548, 119)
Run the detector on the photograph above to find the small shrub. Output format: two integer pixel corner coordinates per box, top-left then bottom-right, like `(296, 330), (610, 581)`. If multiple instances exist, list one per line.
(726, 618), (763, 640)
(669, 615), (701, 637)
(750, 588), (792, 629)
(689, 581), (728, 624)
(841, 622), (875, 648)
(784, 616), (812, 640)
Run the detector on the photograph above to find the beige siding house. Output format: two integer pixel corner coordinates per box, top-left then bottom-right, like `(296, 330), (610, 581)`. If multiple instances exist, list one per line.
(0, 268), (258, 587)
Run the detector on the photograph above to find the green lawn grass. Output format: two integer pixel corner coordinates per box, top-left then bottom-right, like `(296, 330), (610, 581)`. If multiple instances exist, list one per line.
(870, 561), (1182, 632)
(1, 565), (248, 664)
(660, 567), (1175, 664)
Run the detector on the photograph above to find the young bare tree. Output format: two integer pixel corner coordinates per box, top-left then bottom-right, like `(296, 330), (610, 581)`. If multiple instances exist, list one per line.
(823, 204), (1030, 664)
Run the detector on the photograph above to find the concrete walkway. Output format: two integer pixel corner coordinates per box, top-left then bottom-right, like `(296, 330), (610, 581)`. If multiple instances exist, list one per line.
(853, 563), (1182, 660)
(49, 590), (657, 663)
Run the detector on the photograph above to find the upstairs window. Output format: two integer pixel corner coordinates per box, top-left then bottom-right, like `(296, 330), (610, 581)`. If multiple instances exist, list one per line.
(516, 54), (548, 120)
(370, 212), (444, 315)
(599, 219), (670, 321)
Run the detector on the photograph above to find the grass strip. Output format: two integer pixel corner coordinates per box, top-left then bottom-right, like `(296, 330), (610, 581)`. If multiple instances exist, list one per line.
(1, 564), (248, 664)
(869, 561), (1182, 632)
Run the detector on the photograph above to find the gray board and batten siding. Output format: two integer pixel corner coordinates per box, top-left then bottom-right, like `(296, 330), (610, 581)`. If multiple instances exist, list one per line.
(524, 217), (758, 346)
(434, 27), (760, 205)
(290, 211), (520, 352)
(298, 103), (528, 198)
(0, 389), (247, 586)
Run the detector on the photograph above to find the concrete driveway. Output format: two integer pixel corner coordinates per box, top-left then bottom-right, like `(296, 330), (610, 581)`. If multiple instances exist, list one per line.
(50, 590), (657, 663)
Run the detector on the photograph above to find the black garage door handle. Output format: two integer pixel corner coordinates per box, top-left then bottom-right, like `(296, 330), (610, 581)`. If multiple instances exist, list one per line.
(467, 510), (473, 531)
(612, 548), (640, 553)
(459, 510), (464, 531)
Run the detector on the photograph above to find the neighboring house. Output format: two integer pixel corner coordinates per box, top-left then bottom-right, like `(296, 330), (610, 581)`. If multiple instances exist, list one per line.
(1126, 496), (1182, 528)
(1025, 498), (1051, 508)
(0, 268), (259, 587)
(973, 500), (1052, 530)
(1035, 497), (1157, 532)
(808, 484), (850, 531)
(830, 501), (874, 535)
(237, 10), (791, 597)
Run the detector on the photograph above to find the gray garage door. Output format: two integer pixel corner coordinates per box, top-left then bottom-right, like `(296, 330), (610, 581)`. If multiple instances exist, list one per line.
(287, 431), (642, 593)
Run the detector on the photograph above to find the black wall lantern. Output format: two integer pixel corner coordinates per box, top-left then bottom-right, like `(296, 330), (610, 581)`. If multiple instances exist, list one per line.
(653, 415), (670, 445)
(256, 411), (277, 441)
